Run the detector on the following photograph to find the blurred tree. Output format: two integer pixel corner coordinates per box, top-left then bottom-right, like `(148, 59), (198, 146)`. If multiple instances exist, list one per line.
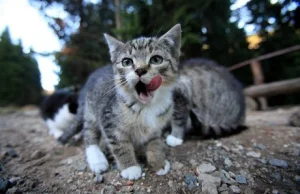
(0, 28), (42, 106)
(31, 0), (115, 88)
(246, 0), (300, 105)
(32, 0), (252, 88)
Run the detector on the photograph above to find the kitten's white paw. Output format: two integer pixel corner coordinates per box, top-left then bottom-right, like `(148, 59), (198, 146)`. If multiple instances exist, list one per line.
(166, 135), (183, 147)
(86, 145), (109, 174)
(121, 166), (142, 180)
(156, 160), (171, 175)
(53, 129), (63, 139)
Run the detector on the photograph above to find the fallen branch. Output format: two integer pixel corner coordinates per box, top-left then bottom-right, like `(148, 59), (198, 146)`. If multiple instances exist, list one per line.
(244, 78), (300, 97)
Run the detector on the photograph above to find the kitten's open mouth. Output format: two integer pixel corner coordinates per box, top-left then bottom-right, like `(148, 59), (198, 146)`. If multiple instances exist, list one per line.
(135, 75), (162, 103)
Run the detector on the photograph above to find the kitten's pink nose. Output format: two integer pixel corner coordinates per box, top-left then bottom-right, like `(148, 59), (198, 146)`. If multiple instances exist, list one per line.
(135, 68), (147, 77)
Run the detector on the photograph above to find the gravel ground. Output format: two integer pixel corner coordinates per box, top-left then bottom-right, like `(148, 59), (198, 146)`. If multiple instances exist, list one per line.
(0, 106), (299, 194)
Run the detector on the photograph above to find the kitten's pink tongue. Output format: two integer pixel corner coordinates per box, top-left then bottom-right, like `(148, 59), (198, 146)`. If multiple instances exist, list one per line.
(146, 75), (162, 91)
(139, 76), (162, 103)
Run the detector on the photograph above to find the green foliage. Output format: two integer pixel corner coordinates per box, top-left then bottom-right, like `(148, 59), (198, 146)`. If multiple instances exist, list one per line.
(246, 0), (300, 105)
(0, 28), (42, 106)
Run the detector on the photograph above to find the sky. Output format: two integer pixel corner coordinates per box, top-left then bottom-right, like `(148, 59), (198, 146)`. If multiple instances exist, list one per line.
(0, 0), (257, 91)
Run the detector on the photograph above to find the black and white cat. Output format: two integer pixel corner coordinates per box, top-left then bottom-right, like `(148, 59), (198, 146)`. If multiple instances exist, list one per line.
(41, 89), (78, 139)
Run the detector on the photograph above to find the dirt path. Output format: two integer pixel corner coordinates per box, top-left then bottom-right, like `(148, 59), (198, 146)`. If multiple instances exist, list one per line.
(0, 106), (299, 194)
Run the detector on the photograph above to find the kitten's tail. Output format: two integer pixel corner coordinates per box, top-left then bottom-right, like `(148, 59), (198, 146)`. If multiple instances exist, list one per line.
(57, 108), (83, 145)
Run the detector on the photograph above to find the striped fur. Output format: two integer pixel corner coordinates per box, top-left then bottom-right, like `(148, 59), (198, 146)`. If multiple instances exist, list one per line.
(167, 58), (246, 147)
(60, 24), (181, 180)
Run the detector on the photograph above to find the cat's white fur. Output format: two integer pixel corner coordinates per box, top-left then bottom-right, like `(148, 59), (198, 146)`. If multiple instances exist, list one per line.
(46, 104), (75, 139)
(86, 145), (109, 174)
(156, 160), (171, 175)
(121, 166), (142, 180)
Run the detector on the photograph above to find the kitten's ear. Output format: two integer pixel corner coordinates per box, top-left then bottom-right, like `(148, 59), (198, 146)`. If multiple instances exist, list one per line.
(103, 33), (124, 55)
(159, 24), (182, 53)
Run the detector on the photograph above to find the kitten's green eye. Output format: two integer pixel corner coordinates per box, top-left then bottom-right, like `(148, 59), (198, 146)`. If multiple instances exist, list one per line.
(122, 58), (133, 67)
(150, 55), (163, 65)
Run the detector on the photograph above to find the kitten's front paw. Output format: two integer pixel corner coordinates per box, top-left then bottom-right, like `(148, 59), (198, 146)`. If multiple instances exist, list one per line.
(166, 135), (183, 147)
(156, 160), (171, 175)
(86, 145), (109, 174)
(121, 166), (142, 180)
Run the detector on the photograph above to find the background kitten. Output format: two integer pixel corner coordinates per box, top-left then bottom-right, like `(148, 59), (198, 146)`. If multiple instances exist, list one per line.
(70, 24), (181, 180)
(167, 58), (246, 147)
(41, 89), (78, 139)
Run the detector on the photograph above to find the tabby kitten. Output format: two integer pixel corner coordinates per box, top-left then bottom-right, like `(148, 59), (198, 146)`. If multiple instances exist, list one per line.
(68, 24), (181, 180)
(167, 58), (246, 147)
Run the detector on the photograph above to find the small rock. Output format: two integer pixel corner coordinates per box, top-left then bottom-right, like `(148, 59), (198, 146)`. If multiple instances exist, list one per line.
(244, 187), (254, 194)
(269, 158), (288, 168)
(120, 186), (134, 192)
(127, 180), (134, 186)
(218, 184), (228, 192)
(101, 185), (116, 194)
(272, 189), (279, 194)
(270, 172), (282, 181)
(189, 159), (198, 167)
(168, 180), (173, 187)
(94, 174), (104, 183)
(70, 185), (77, 191)
(185, 174), (197, 185)
(224, 158), (232, 167)
(235, 175), (247, 184)
(6, 187), (20, 194)
(30, 150), (45, 160)
(257, 158), (267, 164)
(5, 148), (18, 158)
(198, 174), (221, 186)
(246, 151), (261, 158)
(229, 185), (241, 193)
(0, 178), (8, 192)
(172, 161), (184, 170)
(197, 163), (216, 173)
(75, 163), (87, 172)
(202, 180), (218, 194)
(147, 188), (151, 193)
(295, 175), (300, 182)
(8, 177), (21, 185)
(254, 143), (266, 150)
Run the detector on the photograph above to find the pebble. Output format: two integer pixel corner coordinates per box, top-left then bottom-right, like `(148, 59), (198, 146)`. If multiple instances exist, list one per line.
(202, 180), (218, 194)
(101, 185), (116, 194)
(94, 174), (104, 183)
(185, 174), (197, 185)
(270, 172), (282, 181)
(75, 163), (87, 172)
(295, 175), (300, 182)
(172, 161), (184, 170)
(30, 150), (45, 160)
(235, 175), (247, 184)
(269, 158), (288, 168)
(254, 143), (266, 150)
(218, 184), (229, 192)
(229, 185), (241, 193)
(246, 151), (261, 158)
(168, 180), (173, 187)
(6, 187), (20, 194)
(5, 148), (18, 158)
(272, 189), (279, 194)
(120, 186), (134, 192)
(244, 188), (255, 194)
(224, 158), (233, 167)
(198, 174), (221, 186)
(197, 163), (216, 173)
(0, 177), (8, 192)
(70, 185), (77, 190)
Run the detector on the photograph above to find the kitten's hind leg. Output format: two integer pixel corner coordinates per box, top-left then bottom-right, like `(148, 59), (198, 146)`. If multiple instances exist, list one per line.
(84, 120), (109, 175)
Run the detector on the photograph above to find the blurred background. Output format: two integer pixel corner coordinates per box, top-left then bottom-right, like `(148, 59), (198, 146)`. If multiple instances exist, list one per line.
(0, 0), (299, 108)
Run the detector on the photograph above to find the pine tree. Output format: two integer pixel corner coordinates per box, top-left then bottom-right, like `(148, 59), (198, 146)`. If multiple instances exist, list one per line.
(0, 28), (42, 106)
